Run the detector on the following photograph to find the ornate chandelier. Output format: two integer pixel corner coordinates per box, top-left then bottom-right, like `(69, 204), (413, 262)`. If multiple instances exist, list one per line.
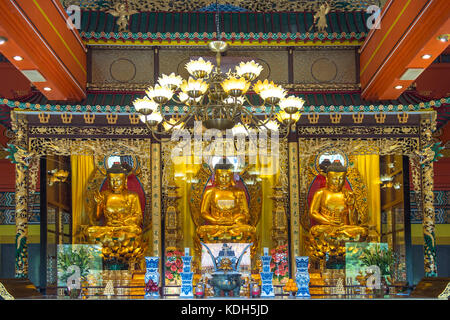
(132, 40), (304, 138)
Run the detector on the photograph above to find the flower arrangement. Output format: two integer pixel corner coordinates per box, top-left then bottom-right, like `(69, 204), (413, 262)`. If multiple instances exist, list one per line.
(270, 244), (289, 284)
(165, 247), (184, 284)
(145, 279), (159, 294)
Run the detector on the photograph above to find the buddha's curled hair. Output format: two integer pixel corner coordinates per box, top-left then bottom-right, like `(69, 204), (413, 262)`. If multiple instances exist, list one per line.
(326, 160), (347, 173)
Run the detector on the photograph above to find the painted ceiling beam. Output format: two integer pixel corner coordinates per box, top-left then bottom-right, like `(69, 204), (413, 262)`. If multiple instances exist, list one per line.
(0, 0), (87, 101)
(360, 0), (450, 101)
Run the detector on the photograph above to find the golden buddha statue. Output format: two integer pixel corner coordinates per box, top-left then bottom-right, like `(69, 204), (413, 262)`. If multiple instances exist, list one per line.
(197, 163), (256, 243)
(308, 161), (368, 261)
(86, 162), (145, 266)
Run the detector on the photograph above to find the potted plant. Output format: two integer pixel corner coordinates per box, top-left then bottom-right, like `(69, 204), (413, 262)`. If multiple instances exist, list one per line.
(57, 245), (93, 299)
(360, 244), (397, 296)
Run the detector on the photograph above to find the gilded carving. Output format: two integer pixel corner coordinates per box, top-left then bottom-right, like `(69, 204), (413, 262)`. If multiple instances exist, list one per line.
(38, 112), (50, 124)
(61, 0), (380, 12)
(107, 3), (137, 32)
(29, 125), (150, 137)
(398, 112), (409, 124)
(418, 115), (438, 276)
(84, 113), (96, 124)
(106, 113), (119, 124)
(61, 113), (73, 124)
(297, 125), (420, 137)
(374, 112), (386, 124)
(28, 138), (152, 158)
(8, 112), (32, 278)
(308, 113), (320, 124)
(352, 112), (364, 124)
(311, 2), (331, 32)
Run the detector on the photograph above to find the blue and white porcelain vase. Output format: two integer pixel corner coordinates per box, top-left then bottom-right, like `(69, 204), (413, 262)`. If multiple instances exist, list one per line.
(145, 257), (160, 298)
(295, 256), (311, 298)
(180, 255), (194, 298)
(260, 253), (274, 298)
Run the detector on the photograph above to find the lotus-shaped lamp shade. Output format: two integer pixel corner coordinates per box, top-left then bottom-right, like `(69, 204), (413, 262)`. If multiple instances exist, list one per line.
(279, 96), (305, 114)
(253, 79), (286, 105)
(133, 96), (158, 115)
(235, 60), (263, 81)
(180, 77), (209, 98)
(178, 91), (201, 105)
(185, 57), (214, 78)
(140, 111), (163, 127)
(221, 77), (250, 97)
(146, 85), (173, 104)
(232, 123), (248, 136)
(276, 109), (301, 124)
(259, 119), (279, 132)
(162, 117), (185, 131)
(158, 73), (183, 90)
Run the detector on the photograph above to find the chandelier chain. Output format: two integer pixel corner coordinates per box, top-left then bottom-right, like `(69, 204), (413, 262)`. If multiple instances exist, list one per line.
(215, 0), (221, 40)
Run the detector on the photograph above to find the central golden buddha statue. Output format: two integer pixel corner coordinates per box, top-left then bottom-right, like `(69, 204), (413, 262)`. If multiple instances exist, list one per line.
(86, 162), (144, 266)
(309, 161), (368, 261)
(197, 163), (256, 243)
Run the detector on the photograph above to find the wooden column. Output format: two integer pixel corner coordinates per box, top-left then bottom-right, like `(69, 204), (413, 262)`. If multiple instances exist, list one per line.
(154, 46), (160, 83)
(288, 47), (294, 84)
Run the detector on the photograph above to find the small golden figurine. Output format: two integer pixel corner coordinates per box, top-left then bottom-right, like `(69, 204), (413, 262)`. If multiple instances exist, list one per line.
(47, 169), (69, 186)
(308, 161), (368, 261)
(311, 2), (331, 32)
(108, 3), (137, 33)
(86, 162), (144, 266)
(241, 276), (251, 297)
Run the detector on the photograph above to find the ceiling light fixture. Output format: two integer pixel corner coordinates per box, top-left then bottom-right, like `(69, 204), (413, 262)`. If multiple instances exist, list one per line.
(0, 36), (7, 45)
(437, 34), (449, 42)
(133, 5), (304, 140)
(43, 87), (52, 91)
(395, 85), (403, 90)
(13, 56), (23, 61)
(421, 54), (432, 60)
(134, 42), (303, 139)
